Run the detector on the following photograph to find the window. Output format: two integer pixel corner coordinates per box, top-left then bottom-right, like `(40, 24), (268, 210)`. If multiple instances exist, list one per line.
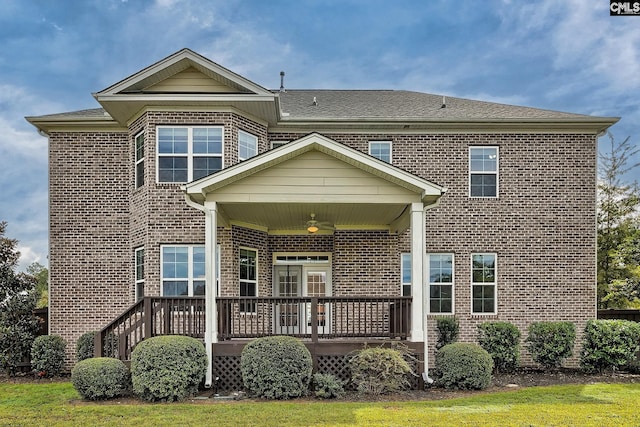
(429, 254), (454, 313)
(471, 253), (497, 314)
(271, 140), (288, 149)
(238, 130), (257, 161)
(161, 246), (205, 296)
(135, 247), (144, 301)
(157, 126), (223, 183)
(369, 141), (392, 163)
(401, 253), (411, 296)
(135, 132), (144, 188)
(469, 146), (498, 197)
(239, 248), (257, 313)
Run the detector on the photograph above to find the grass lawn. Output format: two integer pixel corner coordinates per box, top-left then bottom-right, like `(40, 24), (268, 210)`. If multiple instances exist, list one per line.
(1, 382), (640, 426)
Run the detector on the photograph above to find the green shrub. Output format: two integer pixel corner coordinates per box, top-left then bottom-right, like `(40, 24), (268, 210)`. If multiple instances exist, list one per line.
(478, 321), (521, 372)
(71, 357), (130, 400)
(349, 346), (411, 395)
(241, 336), (313, 399)
(526, 321), (575, 370)
(0, 292), (39, 375)
(435, 343), (493, 390)
(580, 319), (640, 373)
(130, 336), (207, 402)
(436, 317), (459, 350)
(30, 335), (66, 377)
(76, 331), (96, 362)
(313, 373), (345, 399)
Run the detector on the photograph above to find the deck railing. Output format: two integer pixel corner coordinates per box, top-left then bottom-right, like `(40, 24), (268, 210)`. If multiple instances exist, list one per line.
(95, 296), (411, 360)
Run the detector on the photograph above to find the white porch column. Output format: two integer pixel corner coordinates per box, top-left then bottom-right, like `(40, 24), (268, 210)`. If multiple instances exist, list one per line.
(204, 201), (218, 388)
(409, 202), (425, 342)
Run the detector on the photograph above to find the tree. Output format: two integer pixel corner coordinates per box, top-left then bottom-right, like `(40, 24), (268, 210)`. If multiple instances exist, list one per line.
(0, 221), (40, 375)
(597, 133), (640, 308)
(26, 262), (48, 308)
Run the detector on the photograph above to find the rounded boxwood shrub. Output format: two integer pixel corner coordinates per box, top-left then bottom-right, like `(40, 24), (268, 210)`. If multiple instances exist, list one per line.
(580, 319), (640, 373)
(436, 343), (493, 390)
(313, 373), (345, 399)
(240, 336), (313, 399)
(71, 357), (130, 400)
(31, 335), (66, 377)
(526, 321), (575, 370)
(478, 321), (521, 373)
(130, 335), (207, 402)
(76, 331), (96, 362)
(349, 346), (411, 395)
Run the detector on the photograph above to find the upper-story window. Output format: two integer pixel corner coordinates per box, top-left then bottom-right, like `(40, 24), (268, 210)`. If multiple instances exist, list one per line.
(271, 141), (289, 149)
(135, 132), (144, 188)
(469, 146), (498, 197)
(238, 130), (258, 161)
(157, 126), (223, 183)
(369, 141), (392, 163)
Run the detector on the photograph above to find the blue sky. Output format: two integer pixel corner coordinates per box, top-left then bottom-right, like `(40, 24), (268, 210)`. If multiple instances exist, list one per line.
(1, 0), (638, 270)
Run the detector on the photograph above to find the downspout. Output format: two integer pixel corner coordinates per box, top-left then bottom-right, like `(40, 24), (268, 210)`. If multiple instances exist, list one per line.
(421, 193), (446, 385)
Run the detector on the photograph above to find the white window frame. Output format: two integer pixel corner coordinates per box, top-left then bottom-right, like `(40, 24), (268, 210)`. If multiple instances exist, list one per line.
(471, 253), (497, 315)
(239, 247), (258, 313)
(469, 146), (499, 198)
(135, 131), (144, 189)
(156, 126), (224, 183)
(428, 253), (454, 314)
(238, 130), (258, 161)
(160, 245), (206, 297)
(401, 253), (411, 296)
(135, 247), (144, 301)
(271, 140), (289, 149)
(369, 141), (392, 163)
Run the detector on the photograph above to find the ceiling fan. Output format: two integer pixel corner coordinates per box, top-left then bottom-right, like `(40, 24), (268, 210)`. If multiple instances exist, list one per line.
(306, 213), (333, 233)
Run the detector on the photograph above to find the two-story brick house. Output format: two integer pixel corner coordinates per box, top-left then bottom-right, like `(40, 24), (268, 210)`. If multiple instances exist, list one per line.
(27, 49), (617, 389)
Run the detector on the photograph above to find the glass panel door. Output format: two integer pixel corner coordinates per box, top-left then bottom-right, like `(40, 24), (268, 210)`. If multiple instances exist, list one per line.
(274, 266), (301, 334)
(304, 267), (331, 335)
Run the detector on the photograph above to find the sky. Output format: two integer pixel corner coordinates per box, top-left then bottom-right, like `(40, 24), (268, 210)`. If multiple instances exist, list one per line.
(0, 0), (638, 271)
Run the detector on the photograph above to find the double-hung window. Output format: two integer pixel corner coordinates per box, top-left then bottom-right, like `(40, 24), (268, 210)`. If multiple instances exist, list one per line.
(429, 254), (454, 314)
(238, 130), (257, 161)
(135, 247), (144, 301)
(135, 132), (144, 188)
(469, 146), (498, 197)
(239, 248), (257, 313)
(161, 246), (205, 296)
(157, 126), (223, 183)
(369, 141), (392, 163)
(401, 253), (411, 296)
(471, 253), (497, 314)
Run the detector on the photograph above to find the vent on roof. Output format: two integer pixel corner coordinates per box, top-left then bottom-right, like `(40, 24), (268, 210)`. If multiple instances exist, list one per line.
(280, 71), (286, 93)
(441, 96), (446, 109)
(313, 96), (318, 106)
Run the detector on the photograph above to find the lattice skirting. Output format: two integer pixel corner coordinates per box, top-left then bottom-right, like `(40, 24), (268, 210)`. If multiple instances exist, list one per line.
(212, 343), (423, 392)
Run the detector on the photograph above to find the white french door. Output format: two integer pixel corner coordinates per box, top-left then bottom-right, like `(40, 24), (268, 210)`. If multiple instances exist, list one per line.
(274, 264), (331, 335)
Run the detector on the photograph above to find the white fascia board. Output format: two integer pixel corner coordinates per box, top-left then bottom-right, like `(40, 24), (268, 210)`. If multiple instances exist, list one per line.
(94, 94), (276, 103)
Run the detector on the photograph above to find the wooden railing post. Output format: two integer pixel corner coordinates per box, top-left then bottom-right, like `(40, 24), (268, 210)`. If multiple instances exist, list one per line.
(311, 297), (318, 344)
(143, 297), (152, 339)
(94, 329), (104, 357)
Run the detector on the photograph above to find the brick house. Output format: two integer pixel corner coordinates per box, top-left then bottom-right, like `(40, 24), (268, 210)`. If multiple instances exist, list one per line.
(27, 49), (617, 389)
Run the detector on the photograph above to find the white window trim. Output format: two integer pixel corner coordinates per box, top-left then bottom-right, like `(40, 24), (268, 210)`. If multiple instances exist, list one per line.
(270, 140), (289, 149)
(471, 253), (498, 315)
(468, 146), (499, 198)
(239, 247), (258, 313)
(160, 245), (205, 297)
(369, 140), (392, 163)
(135, 247), (144, 301)
(135, 131), (144, 189)
(238, 130), (258, 161)
(156, 126), (224, 183)
(400, 253), (411, 296)
(428, 253), (455, 315)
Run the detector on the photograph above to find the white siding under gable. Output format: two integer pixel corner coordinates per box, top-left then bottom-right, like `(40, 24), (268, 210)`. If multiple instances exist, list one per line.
(146, 67), (238, 93)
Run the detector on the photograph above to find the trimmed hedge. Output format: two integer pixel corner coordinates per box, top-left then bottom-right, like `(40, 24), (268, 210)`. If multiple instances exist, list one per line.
(30, 335), (66, 377)
(76, 331), (96, 362)
(526, 321), (575, 370)
(349, 347), (411, 395)
(313, 373), (345, 399)
(478, 321), (521, 373)
(241, 336), (313, 399)
(130, 336), (207, 402)
(580, 319), (640, 373)
(71, 357), (130, 400)
(436, 343), (493, 390)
